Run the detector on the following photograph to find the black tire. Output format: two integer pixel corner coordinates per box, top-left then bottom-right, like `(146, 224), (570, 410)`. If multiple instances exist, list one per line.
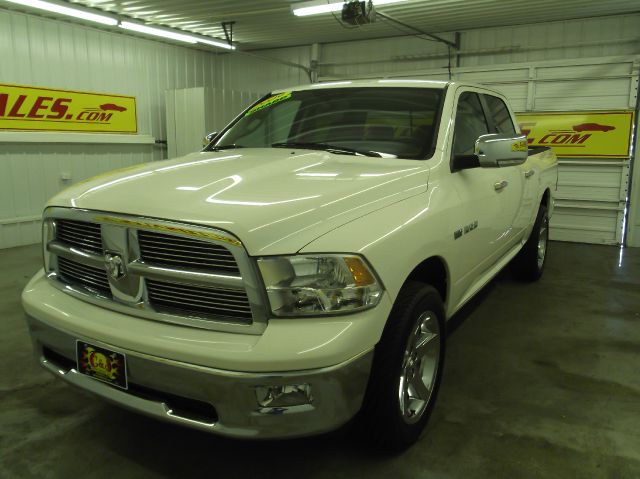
(358, 282), (446, 452)
(511, 203), (549, 281)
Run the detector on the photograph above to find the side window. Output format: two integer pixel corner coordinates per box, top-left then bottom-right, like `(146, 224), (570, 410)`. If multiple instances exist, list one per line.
(483, 95), (516, 135)
(452, 92), (489, 157)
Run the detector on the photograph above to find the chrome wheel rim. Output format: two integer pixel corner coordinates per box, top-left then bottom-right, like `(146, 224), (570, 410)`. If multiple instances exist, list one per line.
(399, 311), (441, 424)
(537, 214), (549, 270)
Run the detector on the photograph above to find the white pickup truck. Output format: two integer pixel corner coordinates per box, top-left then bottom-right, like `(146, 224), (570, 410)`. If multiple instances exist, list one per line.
(23, 79), (557, 451)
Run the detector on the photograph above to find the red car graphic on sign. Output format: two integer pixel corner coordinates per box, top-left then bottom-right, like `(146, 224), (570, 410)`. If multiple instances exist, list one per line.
(572, 123), (615, 132)
(100, 103), (127, 112)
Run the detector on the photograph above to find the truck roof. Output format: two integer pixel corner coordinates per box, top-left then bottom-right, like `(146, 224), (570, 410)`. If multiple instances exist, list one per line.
(274, 79), (449, 94)
(274, 78), (506, 93)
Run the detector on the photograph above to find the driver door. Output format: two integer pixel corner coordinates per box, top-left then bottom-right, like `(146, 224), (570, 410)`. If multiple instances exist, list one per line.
(448, 90), (522, 297)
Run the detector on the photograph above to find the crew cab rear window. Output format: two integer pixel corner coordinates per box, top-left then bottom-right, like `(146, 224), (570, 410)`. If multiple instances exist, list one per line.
(452, 92), (489, 157)
(483, 95), (516, 135)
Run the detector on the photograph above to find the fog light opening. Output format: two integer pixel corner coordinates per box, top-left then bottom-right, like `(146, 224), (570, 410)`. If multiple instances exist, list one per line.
(255, 384), (313, 408)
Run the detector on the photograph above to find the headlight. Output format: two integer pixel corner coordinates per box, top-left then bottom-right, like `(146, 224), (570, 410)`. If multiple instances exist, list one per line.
(42, 218), (55, 271)
(257, 255), (383, 317)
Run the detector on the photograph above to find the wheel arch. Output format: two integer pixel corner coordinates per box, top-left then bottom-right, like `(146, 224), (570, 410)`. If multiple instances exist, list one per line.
(541, 188), (550, 208)
(403, 256), (449, 307)
(540, 187), (554, 218)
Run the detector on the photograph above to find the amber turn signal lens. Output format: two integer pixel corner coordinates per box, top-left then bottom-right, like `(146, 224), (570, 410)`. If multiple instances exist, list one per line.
(343, 256), (375, 286)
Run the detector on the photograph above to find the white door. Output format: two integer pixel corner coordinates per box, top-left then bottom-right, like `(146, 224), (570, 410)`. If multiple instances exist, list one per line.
(448, 89), (520, 286)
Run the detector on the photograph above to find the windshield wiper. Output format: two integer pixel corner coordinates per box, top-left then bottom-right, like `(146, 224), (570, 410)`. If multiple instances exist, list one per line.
(209, 144), (245, 151)
(272, 142), (381, 158)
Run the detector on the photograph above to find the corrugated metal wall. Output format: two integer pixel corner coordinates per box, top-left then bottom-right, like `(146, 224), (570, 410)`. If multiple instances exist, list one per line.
(313, 14), (640, 80)
(0, 9), (308, 249)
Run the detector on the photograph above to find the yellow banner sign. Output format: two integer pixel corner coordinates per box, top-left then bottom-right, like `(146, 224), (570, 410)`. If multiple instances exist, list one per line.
(0, 83), (137, 133)
(516, 111), (634, 158)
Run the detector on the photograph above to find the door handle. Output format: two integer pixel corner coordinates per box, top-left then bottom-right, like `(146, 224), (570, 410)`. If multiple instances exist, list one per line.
(494, 180), (508, 191)
(525, 169), (535, 178)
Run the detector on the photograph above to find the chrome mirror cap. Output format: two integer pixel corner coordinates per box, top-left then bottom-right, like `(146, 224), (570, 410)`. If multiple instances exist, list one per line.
(476, 133), (528, 168)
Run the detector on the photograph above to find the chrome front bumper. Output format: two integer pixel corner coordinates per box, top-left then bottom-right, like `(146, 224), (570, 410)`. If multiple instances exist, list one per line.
(26, 315), (373, 439)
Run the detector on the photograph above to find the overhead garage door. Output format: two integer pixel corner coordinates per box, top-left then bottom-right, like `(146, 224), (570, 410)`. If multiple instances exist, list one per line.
(322, 55), (639, 245)
(456, 56), (639, 245)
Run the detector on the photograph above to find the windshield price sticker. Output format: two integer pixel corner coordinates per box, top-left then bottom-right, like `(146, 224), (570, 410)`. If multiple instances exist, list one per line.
(245, 91), (292, 117)
(511, 139), (528, 152)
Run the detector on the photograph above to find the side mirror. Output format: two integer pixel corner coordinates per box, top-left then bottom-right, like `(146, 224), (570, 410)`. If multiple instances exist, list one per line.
(202, 131), (218, 147)
(476, 133), (528, 168)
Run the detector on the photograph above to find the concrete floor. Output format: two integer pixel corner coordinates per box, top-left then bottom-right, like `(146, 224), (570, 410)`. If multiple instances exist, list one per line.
(1, 241), (639, 478)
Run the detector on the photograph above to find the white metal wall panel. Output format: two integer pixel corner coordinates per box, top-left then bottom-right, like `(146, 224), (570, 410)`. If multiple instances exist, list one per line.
(166, 87), (263, 158)
(552, 159), (629, 245)
(166, 87), (206, 158)
(627, 128), (640, 248)
(534, 78), (634, 111)
(549, 207), (622, 245)
(219, 47), (311, 92)
(0, 143), (163, 248)
(311, 14), (640, 80)
(460, 15), (640, 67)
(0, 9), (306, 249)
(206, 88), (263, 132)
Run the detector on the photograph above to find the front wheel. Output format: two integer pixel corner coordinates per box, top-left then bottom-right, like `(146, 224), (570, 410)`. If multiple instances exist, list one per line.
(358, 282), (446, 452)
(511, 203), (549, 281)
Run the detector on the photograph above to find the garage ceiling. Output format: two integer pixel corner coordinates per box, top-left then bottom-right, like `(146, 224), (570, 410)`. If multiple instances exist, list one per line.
(63, 0), (640, 50)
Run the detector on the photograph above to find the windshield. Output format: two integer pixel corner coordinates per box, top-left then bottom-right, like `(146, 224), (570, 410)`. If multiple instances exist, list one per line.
(208, 87), (443, 160)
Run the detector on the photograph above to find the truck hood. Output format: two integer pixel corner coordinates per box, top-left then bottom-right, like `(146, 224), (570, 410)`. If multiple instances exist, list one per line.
(49, 148), (430, 255)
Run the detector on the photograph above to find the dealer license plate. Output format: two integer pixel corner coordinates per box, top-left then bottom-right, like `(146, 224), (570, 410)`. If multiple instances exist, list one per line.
(76, 341), (128, 390)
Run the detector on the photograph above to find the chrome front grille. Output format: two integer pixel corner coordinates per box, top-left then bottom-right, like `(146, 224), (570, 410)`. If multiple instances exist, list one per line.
(58, 257), (111, 296)
(138, 230), (239, 273)
(56, 220), (103, 254)
(43, 208), (266, 334)
(147, 280), (252, 322)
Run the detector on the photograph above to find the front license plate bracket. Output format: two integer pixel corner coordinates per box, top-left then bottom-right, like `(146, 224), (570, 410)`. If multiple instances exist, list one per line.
(76, 341), (128, 390)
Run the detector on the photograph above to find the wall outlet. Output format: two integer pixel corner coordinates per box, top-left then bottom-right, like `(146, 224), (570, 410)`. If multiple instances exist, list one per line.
(60, 172), (72, 181)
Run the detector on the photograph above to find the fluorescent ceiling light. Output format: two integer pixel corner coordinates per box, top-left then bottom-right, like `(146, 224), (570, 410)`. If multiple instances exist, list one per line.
(120, 22), (235, 50)
(196, 37), (235, 50)
(120, 21), (197, 43)
(293, 2), (342, 16)
(4, 0), (118, 25)
(293, 0), (407, 17)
